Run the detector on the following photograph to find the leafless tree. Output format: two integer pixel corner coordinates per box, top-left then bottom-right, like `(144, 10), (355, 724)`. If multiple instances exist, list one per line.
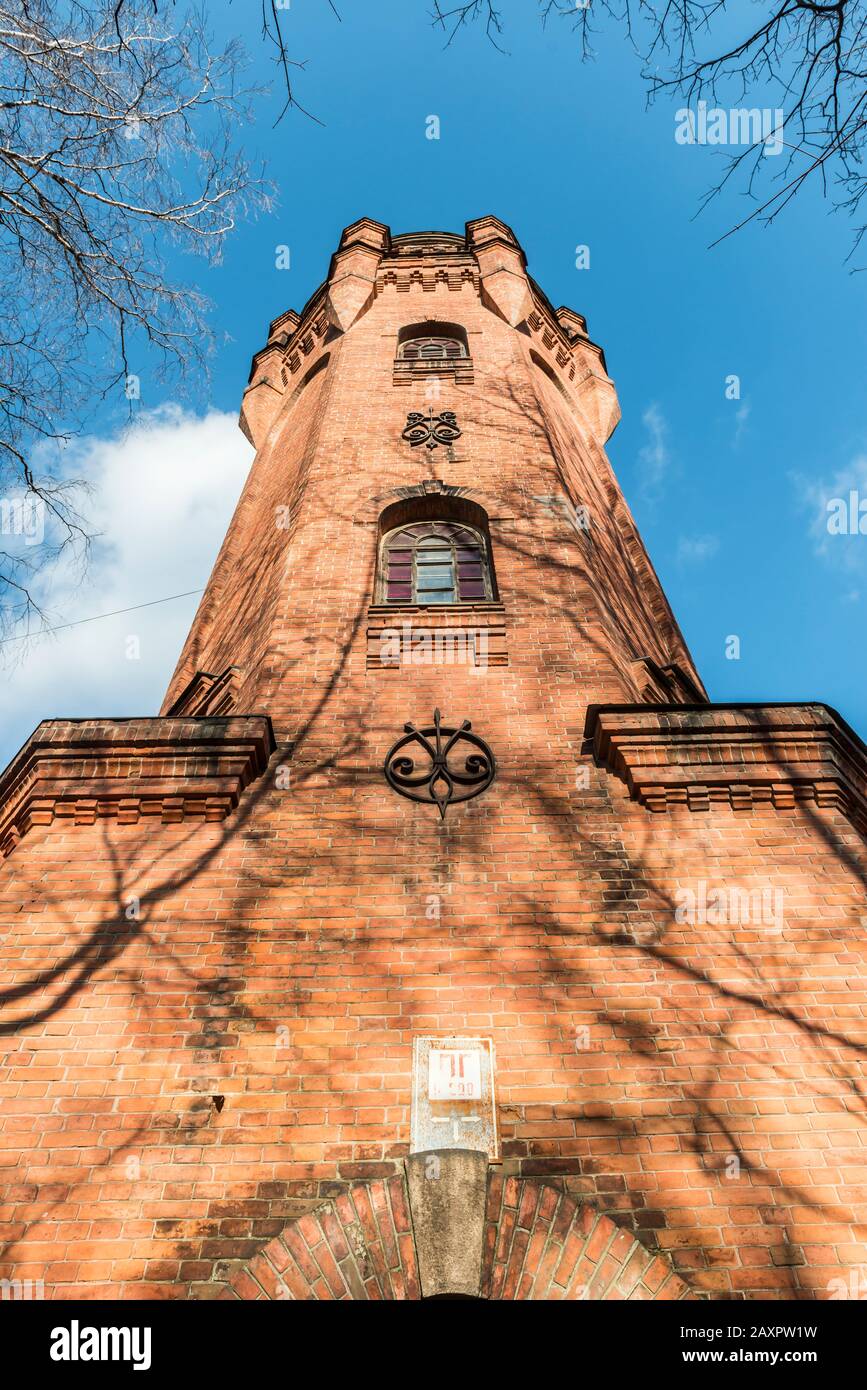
(0, 0), (269, 636)
(433, 1), (867, 256)
(258, 0), (341, 124)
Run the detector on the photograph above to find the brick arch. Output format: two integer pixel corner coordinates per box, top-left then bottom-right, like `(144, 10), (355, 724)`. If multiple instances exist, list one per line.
(482, 1175), (694, 1301)
(218, 1174), (694, 1302)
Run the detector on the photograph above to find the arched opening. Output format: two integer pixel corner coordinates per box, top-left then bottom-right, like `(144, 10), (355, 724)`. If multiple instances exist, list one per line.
(397, 320), (469, 361)
(218, 1175), (696, 1302)
(530, 348), (569, 399)
(422, 1294), (486, 1301)
(376, 495), (499, 604)
(283, 351), (330, 400)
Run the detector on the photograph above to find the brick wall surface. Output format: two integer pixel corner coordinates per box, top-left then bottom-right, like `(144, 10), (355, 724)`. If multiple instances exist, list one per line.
(1, 219), (865, 1300)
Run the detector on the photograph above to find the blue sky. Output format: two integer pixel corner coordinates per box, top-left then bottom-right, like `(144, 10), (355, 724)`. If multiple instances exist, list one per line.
(2, 0), (865, 765)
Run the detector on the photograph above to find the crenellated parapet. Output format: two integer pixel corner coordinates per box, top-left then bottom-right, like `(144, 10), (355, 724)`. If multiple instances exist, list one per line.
(465, 214), (534, 326)
(323, 216), (391, 332)
(239, 214), (619, 449)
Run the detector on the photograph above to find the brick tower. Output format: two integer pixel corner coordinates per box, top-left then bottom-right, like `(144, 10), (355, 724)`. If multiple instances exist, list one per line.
(1, 217), (866, 1302)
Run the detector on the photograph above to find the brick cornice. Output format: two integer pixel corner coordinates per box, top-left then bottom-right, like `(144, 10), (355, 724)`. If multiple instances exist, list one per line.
(586, 702), (867, 832)
(0, 716), (276, 858)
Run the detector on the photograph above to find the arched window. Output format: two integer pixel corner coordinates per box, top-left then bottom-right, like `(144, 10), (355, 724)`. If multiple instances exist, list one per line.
(397, 335), (467, 362)
(380, 520), (491, 605)
(530, 349), (568, 399)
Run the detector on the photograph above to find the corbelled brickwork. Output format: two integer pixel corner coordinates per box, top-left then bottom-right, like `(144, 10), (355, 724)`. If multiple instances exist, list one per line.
(0, 717), (275, 857)
(1, 217), (865, 1301)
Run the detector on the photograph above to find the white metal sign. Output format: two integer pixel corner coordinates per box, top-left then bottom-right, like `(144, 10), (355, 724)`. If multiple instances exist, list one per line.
(411, 1035), (499, 1161)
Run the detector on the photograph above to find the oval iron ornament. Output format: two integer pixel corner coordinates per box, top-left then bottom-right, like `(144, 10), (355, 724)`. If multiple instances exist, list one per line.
(401, 410), (461, 450)
(384, 708), (496, 818)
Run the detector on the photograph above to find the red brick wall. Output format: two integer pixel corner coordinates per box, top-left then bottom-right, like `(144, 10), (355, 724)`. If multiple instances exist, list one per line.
(1, 220), (865, 1300)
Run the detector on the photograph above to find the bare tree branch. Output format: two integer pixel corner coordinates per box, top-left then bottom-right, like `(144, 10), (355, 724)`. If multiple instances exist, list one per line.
(440, 0), (867, 257)
(0, 0), (271, 637)
(431, 1), (509, 52)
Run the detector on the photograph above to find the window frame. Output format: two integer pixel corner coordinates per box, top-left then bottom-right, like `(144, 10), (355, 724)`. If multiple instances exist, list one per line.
(396, 335), (468, 362)
(378, 520), (493, 606)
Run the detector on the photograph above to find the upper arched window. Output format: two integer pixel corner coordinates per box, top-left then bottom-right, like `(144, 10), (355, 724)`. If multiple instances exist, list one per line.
(397, 335), (467, 362)
(380, 520), (491, 605)
(530, 349), (568, 399)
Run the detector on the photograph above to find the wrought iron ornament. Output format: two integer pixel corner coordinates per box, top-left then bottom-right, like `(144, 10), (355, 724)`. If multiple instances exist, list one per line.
(384, 708), (496, 819)
(401, 409), (461, 450)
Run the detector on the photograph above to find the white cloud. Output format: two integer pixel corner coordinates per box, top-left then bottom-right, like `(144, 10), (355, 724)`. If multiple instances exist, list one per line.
(676, 534), (720, 565)
(0, 406), (252, 769)
(638, 403), (670, 501)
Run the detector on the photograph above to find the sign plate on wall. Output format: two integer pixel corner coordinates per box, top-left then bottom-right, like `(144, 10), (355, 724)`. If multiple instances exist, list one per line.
(411, 1036), (499, 1161)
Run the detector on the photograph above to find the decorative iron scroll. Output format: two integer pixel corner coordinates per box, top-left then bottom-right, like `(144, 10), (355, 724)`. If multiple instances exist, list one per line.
(384, 708), (495, 819)
(401, 410), (461, 450)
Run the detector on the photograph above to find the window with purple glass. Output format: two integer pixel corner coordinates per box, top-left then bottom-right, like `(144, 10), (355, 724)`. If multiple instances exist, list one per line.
(397, 336), (466, 362)
(380, 521), (491, 605)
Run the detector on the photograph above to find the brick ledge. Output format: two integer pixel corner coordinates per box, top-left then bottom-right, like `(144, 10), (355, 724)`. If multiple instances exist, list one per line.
(0, 716), (276, 858)
(586, 702), (867, 834)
